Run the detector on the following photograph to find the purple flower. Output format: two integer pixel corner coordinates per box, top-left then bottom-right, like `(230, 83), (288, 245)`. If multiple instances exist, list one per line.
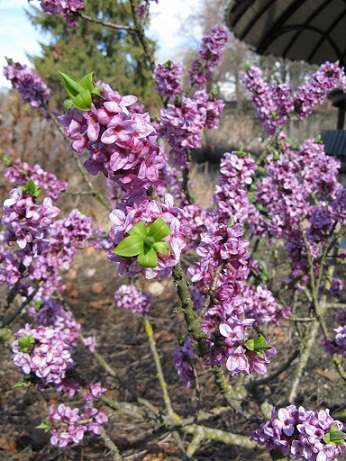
(12, 324), (74, 386)
(3, 59), (51, 108)
(28, 299), (81, 346)
(83, 382), (107, 401)
(331, 188), (346, 225)
(83, 336), (98, 352)
(188, 25), (230, 88)
(1, 187), (60, 253)
(109, 193), (186, 280)
(242, 62), (345, 135)
(159, 90), (224, 167)
(47, 403), (108, 447)
(154, 61), (183, 99)
(114, 284), (152, 314)
(219, 318), (276, 376)
(174, 336), (195, 387)
(60, 83), (166, 193)
(252, 405), (346, 461)
(323, 309), (346, 356)
(3, 159), (67, 200)
(31, 0), (84, 28)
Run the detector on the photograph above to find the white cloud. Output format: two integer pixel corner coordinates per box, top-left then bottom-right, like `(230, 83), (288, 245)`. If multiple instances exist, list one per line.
(148, 0), (202, 62)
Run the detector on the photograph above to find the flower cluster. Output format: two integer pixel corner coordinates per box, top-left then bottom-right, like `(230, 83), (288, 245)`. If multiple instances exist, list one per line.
(82, 382), (107, 402)
(30, 0), (84, 28)
(331, 187), (346, 225)
(0, 166), (91, 303)
(294, 62), (345, 119)
(46, 403), (108, 447)
(83, 336), (98, 352)
(213, 151), (264, 228)
(109, 193), (186, 279)
(252, 405), (345, 460)
(174, 336), (195, 387)
(242, 62), (345, 135)
(60, 82), (165, 193)
(3, 159), (67, 200)
(27, 299), (81, 346)
(323, 309), (346, 356)
(228, 283), (290, 325)
(159, 90), (224, 167)
(216, 318), (276, 375)
(114, 284), (152, 314)
(1, 187), (60, 253)
(188, 25), (230, 88)
(153, 61), (183, 99)
(3, 59), (51, 108)
(12, 324), (73, 387)
(255, 138), (341, 279)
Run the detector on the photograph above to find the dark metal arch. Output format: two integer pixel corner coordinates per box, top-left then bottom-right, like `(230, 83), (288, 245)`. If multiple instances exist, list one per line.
(258, 24), (344, 65)
(226, 0), (346, 66)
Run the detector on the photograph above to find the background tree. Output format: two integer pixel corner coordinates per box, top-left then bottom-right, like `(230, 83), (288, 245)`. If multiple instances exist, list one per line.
(26, 0), (160, 110)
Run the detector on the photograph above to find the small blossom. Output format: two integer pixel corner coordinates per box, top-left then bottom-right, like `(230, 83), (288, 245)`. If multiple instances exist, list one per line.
(114, 284), (152, 313)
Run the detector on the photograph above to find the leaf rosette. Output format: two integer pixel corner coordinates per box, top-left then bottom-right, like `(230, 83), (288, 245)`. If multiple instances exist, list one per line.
(114, 217), (172, 268)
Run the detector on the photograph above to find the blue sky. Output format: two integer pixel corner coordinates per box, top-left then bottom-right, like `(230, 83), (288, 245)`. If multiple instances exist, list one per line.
(0, 0), (202, 89)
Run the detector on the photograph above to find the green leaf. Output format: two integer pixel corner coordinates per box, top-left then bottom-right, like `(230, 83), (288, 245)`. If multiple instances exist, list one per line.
(18, 334), (35, 353)
(114, 235), (144, 257)
(79, 72), (94, 91)
(323, 426), (346, 445)
(64, 99), (73, 111)
(91, 86), (103, 96)
(210, 87), (219, 97)
(13, 380), (31, 389)
(227, 217), (235, 228)
(23, 179), (40, 198)
(36, 418), (50, 431)
(128, 221), (147, 238)
(59, 72), (84, 98)
(244, 339), (255, 351)
(253, 334), (273, 352)
(153, 241), (171, 256)
(71, 90), (92, 111)
(147, 217), (171, 242)
(137, 247), (158, 267)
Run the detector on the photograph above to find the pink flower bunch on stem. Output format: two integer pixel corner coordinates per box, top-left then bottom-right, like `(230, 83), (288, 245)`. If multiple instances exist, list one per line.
(46, 403), (108, 447)
(159, 90), (224, 167)
(1, 186), (60, 253)
(174, 336), (195, 388)
(153, 61), (183, 100)
(29, 0), (84, 28)
(27, 299), (81, 346)
(3, 159), (67, 201)
(188, 25), (230, 88)
(218, 318), (276, 375)
(114, 284), (152, 314)
(109, 193), (186, 279)
(3, 59), (51, 108)
(255, 138), (342, 279)
(59, 82), (165, 194)
(12, 323), (74, 387)
(323, 309), (346, 356)
(242, 62), (345, 135)
(252, 405), (345, 461)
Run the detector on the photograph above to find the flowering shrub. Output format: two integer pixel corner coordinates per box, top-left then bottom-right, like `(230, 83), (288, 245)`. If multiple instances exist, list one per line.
(1, 2), (346, 460)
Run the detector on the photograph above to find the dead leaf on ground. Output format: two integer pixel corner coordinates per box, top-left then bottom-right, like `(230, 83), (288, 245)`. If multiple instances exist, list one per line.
(0, 437), (17, 452)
